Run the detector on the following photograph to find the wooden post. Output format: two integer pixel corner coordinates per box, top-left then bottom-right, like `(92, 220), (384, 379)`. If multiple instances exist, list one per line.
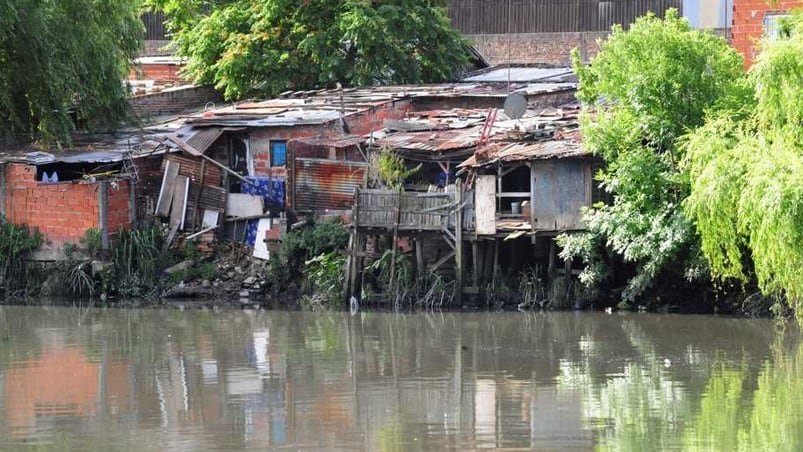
(548, 238), (557, 281)
(193, 159), (207, 228)
(98, 181), (109, 250)
(416, 235), (425, 280)
(455, 180), (464, 305)
(388, 187), (402, 289)
(492, 239), (499, 280)
(128, 180), (137, 229)
(346, 188), (361, 299)
(0, 163), (6, 218)
(472, 240), (479, 289)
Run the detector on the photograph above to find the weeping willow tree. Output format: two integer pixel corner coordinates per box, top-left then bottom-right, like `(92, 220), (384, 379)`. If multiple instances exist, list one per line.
(557, 9), (747, 304)
(685, 11), (803, 318)
(0, 0), (143, 144)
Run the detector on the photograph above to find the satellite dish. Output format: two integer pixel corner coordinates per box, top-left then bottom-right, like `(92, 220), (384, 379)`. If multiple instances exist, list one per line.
(503, 93), (527, 120)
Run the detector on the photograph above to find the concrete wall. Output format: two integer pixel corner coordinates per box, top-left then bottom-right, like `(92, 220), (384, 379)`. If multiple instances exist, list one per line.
(732, 0), (803, 68)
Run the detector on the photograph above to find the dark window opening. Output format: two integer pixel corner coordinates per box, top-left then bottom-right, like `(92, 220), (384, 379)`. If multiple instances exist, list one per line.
(36, 161), (123, 183)
(499, 165), (530, 214)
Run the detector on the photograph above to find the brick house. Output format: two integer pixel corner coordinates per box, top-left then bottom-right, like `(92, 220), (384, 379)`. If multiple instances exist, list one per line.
(0, 137), (165, 257)
(732, 0), (803, 68)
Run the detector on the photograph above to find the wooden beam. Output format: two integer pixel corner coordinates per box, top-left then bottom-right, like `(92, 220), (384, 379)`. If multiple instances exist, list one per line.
(455, 180), (464, 305)
(429, 250), (455, 272)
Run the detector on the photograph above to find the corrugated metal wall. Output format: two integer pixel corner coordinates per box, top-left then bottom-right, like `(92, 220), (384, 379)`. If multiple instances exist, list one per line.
(142, 12), (167, 40)
(445, 0), (683, 34)
(293, 159), (367, 212)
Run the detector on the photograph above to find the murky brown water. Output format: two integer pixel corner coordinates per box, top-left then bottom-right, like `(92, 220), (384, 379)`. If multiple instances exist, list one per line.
(0, 306), (800, 451)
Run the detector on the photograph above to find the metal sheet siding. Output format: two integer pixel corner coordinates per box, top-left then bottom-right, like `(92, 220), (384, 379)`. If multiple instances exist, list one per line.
(446, 0), (683, 34)
(294, 158), (367, 212)
(531, 159), (589, 231)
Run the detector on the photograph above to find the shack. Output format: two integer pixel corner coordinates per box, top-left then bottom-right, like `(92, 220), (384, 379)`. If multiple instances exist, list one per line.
(346, 103), (599, 301)
(0, 134), (166, 259)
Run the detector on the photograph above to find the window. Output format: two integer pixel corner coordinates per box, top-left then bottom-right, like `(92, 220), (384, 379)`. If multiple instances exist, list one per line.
(271, 141), (287, 167)
(764, 12), (790, 39)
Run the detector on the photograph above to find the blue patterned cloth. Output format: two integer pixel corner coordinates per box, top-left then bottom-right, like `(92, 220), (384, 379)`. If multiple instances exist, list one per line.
(242, 177), (285, 246)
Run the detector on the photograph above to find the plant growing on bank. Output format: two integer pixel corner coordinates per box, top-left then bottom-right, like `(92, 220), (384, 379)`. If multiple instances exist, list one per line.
(685, 11), (803, 319)
(144, 0), (472, 100)
(558, 9), (747, 304)
(0, 220), (43, 297)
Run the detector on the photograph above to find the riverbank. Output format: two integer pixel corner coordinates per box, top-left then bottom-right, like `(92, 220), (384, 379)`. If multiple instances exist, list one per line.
(0, 219), (776, 318)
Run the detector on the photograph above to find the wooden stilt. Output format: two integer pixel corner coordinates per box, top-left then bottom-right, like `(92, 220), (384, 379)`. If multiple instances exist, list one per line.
(416, 235), (425, 280)
(388, 187), (402, 289)
(472, 240), (479, 289)
(548, 238), (557, 281)
(455, 181), (464, 305)
(493, 239), (499, 280)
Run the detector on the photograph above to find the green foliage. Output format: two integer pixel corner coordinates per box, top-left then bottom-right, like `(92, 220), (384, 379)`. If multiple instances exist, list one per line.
(303, 251), (346, 306)
(110, 227), (171, 297)
(0, 219), (43, 297)
(0, 0), (143, 143)
(559, 9), (746, 302)
(376, 147), (421, 189)
(81, 228), (103, 257)
(281, 219), (349, 274)
(145, 0), (471, 100)
(685, 11), (803, 319)
(366, 248), (454, 309)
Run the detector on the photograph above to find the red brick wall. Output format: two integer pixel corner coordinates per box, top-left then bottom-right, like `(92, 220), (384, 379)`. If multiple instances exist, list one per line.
(466, 32), (607, 66)
(106, 181), (132, 234)
(128, 86), (222, 119)
(4, 164), (131, 247)
(733, 0), (803, 68)
(129, 63), (184, 83)
(248, 100), (412, 177)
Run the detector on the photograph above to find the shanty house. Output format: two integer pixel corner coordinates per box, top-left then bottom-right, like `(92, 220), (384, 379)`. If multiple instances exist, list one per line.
(0, 135), (165, 258)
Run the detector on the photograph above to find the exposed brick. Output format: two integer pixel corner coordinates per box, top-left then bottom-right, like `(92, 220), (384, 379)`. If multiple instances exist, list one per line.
(732, 0), (803, 68)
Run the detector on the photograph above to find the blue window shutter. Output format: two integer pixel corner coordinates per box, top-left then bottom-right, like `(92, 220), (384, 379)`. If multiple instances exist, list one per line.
(271, 141), (287, 167)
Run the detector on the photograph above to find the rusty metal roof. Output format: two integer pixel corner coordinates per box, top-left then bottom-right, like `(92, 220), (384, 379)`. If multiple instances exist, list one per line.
(460, 138), (588, 168)
(292, 135), (366, 148)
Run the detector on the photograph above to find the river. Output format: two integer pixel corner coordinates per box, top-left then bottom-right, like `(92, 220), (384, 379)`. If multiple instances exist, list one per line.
(0, 305), (800, 451)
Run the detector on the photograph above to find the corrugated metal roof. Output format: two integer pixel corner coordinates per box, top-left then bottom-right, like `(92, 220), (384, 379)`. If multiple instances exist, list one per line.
(375, 127), (480, 153)
(185, 127), (225, 155)
(292, 135), (366, 148)
(461, 140), (588, 168)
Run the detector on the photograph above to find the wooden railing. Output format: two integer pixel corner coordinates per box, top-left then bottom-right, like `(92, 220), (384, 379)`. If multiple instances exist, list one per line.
(354, 187), (474, 232)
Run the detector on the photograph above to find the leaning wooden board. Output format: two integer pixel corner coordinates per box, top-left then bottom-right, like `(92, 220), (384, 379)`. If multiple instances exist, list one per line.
(155, 160), (180, 217)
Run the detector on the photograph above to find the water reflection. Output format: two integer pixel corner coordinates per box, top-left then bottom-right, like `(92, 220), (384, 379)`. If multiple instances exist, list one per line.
(0, 306), (798, 450)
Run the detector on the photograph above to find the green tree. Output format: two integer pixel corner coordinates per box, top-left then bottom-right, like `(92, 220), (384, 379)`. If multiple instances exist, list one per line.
(685, 11), (803, 318)
(145, 0), (472, 100)
(0, 0), (143, 144)
(557, 10), (747, 303)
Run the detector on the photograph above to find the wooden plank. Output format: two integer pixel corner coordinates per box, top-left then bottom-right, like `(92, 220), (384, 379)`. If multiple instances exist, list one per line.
(202, 209), (220, 228)
(252, 218), (272, 260)
(155, 160), (180, 217)
(225, 193), (264, 218)
(475, 175), (496, 235)
(169, 175), (189, 230)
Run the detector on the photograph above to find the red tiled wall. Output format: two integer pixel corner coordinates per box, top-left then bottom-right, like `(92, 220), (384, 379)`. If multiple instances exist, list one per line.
(732, 0), (803, 68)
(4, 164), (131, 247)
